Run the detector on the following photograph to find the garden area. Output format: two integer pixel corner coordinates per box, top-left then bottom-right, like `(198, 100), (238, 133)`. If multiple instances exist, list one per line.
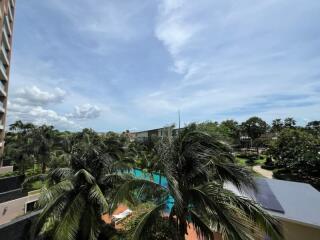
(0, 117), (319, 239)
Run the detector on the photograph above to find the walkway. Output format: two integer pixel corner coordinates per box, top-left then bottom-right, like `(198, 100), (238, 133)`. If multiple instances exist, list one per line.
(252, 165), (273, 179)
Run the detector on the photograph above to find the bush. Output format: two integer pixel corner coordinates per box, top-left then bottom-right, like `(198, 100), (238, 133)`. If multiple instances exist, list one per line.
(236, 153), (259, 160)
(245, 159), (256, 166)
(261, 164), (276, 170)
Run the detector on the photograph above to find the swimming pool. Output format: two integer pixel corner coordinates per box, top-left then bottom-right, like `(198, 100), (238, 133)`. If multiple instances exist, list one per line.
(130, 169), (174, 212)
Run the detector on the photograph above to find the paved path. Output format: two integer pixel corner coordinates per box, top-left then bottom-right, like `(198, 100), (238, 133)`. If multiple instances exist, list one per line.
(252, 165), (273, 179)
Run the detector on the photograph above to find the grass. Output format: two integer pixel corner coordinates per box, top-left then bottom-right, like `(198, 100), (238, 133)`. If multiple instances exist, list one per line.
(236, 156), (265, 178)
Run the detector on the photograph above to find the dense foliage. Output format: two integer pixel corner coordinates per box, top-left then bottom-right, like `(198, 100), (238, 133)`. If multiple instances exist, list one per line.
(2, 117), (320, 239)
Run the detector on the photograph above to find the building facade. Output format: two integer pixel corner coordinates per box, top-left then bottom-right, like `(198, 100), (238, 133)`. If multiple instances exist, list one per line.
(0, 0), (15, 157)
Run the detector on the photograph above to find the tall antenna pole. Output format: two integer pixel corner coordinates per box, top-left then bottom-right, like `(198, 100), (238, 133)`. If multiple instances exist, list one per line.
(178, 110), (181, 130)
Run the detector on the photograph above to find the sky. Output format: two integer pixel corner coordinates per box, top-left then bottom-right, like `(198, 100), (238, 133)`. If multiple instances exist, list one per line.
(7, 0), (320, 132)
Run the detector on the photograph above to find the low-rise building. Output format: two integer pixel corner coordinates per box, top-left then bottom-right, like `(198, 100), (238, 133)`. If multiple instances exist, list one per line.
(132, 126), (175, 142)
(226, 178), (320, 240)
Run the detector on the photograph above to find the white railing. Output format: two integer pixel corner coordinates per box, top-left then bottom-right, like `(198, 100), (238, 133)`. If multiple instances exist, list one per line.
(8, 4), (13, 22)
(0, 62), (7, 81)
(2, 28), (10, 51)
(5, 16), (11, 36)
(1, 45), (9, 66)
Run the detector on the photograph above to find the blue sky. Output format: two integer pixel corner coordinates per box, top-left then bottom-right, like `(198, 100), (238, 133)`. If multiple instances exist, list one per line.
(7, 0), (320, 132)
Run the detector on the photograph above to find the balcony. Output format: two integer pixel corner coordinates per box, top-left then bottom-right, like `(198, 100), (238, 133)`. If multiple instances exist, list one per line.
(2, 28), (10, 51)
(0, 105), (5, 113)
(8, 4), (13, 22)
(0, 82), (6, 97)
(4, 16), (12, 36)
(10, 0), (15, 8)
(1, 45), (9, 66)
(0, 61), (7, 81)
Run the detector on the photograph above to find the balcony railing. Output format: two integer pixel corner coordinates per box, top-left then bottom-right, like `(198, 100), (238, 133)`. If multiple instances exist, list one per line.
(8, 4), (13, 22)
(0, 81), (6, 97)
(5, 16), (12, 36)
(0, 105), (5, 113)
(1, 45), (9, 66)
(2, 28), (10, 51)
(0, 61), (7, 81)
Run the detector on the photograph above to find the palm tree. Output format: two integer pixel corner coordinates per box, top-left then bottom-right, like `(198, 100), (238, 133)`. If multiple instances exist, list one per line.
(4, 121), (35, 172)
(30, 133), (125, 240)
(113, 127), (282, 240)
(32, 125), (57, 173)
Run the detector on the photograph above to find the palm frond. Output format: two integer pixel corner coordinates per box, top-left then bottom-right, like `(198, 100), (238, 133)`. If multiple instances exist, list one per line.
(231, 196), (283, 240)
(53, 191), (86, 240)
(47, 168), (74, 184)
(189, 183), (253, 240)
(111, 178), (167, 213)
(74, 169), (95, 184)
(30, 192), (69, 239)
(130, 203), (166, 240)
(37, 180), (74, 207)
(88, 183), (109, 214)
(213, 162), (257, 191)
(189, 210), (215, 240)
(22, 174), (47, 188)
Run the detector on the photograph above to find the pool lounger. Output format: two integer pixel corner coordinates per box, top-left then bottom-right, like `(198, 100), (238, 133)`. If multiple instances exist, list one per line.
(112, 209), (133, 224)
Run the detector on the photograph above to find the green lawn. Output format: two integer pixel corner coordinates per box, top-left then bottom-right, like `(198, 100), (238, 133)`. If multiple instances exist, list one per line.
(235, 156), (265, 178)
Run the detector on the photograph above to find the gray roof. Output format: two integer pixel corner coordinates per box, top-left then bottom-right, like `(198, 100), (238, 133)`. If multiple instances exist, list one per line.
(225, 178), (320, 229)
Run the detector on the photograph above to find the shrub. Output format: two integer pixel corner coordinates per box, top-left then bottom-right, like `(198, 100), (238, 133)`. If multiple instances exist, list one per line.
(261, 165), (276, 170)
(236, 153), (259, 160)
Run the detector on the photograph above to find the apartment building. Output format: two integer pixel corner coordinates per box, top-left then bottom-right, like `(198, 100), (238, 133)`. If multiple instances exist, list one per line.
(0, 0), (15, 157)
(132, 126), (175, 142)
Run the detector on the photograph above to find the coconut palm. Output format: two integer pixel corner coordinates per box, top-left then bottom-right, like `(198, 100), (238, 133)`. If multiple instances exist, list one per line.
(113, 127), (282, 240)
(4, 121), (35, 172)
(30, 137), (125, 240)
(31, 125), (57, 173)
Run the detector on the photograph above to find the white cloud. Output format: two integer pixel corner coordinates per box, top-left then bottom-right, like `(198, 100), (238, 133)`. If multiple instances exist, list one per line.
(67, 104), (101, 120)
(13, 86), (66, 106)
(139, 0), (320, 123)
(8, 102), (79, 130)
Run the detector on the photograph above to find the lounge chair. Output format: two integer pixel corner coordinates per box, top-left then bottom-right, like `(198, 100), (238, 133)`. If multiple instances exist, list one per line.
(112, 209), (132, 224)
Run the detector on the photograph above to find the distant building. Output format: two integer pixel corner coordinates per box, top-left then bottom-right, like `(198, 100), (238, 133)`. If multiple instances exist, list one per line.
(0, 0), (15, 154)
(132, 126), (175, 142)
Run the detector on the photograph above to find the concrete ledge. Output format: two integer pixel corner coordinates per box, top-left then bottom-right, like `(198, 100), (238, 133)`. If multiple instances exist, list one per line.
(0, 166), (13, 175)
(0, 210), (41, 240)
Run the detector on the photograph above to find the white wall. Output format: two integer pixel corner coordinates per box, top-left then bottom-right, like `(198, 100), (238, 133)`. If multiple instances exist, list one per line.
(0, 166), (13, 175)
(0, 193), (39, 225)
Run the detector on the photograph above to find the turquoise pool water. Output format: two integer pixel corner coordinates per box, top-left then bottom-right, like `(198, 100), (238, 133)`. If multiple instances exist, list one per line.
(131, 169), (174, 212)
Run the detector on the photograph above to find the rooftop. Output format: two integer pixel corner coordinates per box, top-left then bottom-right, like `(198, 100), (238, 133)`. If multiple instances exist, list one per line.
(226, 178), (320, 229)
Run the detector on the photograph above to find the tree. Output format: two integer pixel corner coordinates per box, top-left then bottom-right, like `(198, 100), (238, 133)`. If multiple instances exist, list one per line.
(3, 121), (36, 172)
(306, 121), (320, 137)
(241, 117), (268, 152)
(114, 127), (282, 240)
(30, 136), (124, 240)
(220, 120), (240, 145)
(32, 125), (57, 173)
(269, 128), (320, 176)
(271, 119), (284, 133)
(284, 117), (296, 129)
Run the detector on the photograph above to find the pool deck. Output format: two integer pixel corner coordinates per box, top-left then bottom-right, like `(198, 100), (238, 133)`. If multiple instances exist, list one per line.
(102, 205), (220, 240)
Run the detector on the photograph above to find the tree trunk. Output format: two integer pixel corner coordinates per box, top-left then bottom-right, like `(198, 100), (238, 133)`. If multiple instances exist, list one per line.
(42, 158), (46, 173)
